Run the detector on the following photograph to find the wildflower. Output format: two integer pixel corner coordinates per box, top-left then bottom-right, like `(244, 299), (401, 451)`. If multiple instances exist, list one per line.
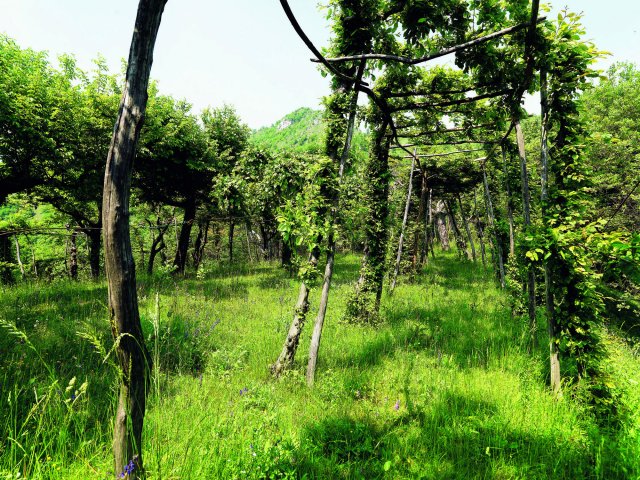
(394, 399), (400, 411)
(239, 387), (248, 396)
(118, 456), (137, 478)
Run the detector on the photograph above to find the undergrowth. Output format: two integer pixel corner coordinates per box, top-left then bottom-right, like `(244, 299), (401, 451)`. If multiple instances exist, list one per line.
(0, 253), (638, 479)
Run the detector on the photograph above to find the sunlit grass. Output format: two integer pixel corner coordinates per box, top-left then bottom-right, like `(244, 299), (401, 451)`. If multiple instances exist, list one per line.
(1, 252), (638, 479)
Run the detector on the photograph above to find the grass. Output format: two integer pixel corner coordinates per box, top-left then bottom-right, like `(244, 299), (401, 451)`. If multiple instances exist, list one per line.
(0, 252), (639, 479)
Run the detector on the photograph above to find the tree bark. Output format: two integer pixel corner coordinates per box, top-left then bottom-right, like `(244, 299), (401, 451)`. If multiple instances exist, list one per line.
(192, 218), (209, 270)
(84, 227), (102, 280)
(101, 1), (166, 476)
(516, 120), (537, 343)
(173, 198), (196, 274)
(473, 188), (487, 268)
(390, 153), (416, 292)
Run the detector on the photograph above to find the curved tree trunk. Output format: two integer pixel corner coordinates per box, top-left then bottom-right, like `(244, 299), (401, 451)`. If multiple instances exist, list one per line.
(101, 1), (166, 477)
(434, 200), (450, 252)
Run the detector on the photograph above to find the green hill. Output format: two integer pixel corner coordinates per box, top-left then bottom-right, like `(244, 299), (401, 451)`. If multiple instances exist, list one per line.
(251, 107), (326, 154)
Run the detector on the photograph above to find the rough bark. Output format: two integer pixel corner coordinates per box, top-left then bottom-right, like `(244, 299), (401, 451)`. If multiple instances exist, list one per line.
(390, 154), (416, 292)
(473, 188), (487, 268)
(84, 227), (102, 280)
(173, 198), (196, 274)
(192, 218), (209, 270)
(101, 1), (166, 476)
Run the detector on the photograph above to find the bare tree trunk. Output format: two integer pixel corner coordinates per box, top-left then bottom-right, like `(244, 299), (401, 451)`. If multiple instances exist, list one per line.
(86, 227), (101, 280)
(427, 189), (436, 259)
(516, 120), (537, 344)
(483, 166), (505, 288)
(501, 145), (516, 257)
(192, 218), (209, 270)
(390, 153), (416, 292)
(101, 1), (166, 476)
(457, 194), (476, 261)
(173, 199), (196, 274)
(540, 69), (561, 394)
(271, 250), (318, 377)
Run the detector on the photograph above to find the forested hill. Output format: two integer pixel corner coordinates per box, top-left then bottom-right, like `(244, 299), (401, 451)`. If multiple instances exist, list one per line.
(251, 107), (369, 158)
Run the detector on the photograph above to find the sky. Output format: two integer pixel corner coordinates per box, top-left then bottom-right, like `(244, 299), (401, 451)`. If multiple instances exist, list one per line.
(0, 1), (638, 129)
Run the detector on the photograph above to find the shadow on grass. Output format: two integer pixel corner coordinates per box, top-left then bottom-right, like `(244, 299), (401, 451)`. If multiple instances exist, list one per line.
(292, 392), (610, 479)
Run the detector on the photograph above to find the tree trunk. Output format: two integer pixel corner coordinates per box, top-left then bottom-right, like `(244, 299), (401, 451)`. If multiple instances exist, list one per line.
(483, 166), (506, 288)
(501, 145), (516, 257)
(192, 218), (209, 270)
(281, 240), (292, 269)
(86, 227), (102, 280)
(434, 200), (450, 251)
(540, 69), (561, 394)
(516, 120), (537, 343)
(228, 220), (235, 263)
(147, 218), (168, 275)
(173, 198), (196, 274)
(69, 229), (78, 280)
(101, 1), (165, 476)
(271, 250), (319, 377)
(14, 235), (25, 279)
(446, 199), (468, 260)
(458, 194), (476, 261)
(390, 153), (416, 292)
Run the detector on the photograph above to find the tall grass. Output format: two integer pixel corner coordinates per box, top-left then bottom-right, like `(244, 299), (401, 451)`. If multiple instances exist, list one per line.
(1, 253), (638, 479)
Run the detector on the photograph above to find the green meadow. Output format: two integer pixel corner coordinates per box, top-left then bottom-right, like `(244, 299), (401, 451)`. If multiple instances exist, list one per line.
(1, 253), (639, 479)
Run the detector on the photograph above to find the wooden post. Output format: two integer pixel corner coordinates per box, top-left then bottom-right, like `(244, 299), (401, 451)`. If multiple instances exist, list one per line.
(482, 165), (505, 288)
(390, 152), (416, 292)
(457, 194), (476, 261)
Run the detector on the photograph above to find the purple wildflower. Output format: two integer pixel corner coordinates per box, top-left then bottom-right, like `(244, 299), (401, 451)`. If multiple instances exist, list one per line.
(394, 399), (400, 411)
(239, 387), (248, 396)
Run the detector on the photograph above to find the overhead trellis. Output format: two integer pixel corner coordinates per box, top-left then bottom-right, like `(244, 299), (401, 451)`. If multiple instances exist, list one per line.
(275, 0), (626, 417)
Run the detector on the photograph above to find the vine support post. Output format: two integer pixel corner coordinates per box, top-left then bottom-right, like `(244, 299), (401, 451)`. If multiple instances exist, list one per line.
(515, 120), (537, 346)
(457, 193), (476, 262)
(390, 151), (416, 293)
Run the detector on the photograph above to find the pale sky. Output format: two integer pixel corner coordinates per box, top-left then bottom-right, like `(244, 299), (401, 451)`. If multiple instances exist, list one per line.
(0, 1), (638, 129)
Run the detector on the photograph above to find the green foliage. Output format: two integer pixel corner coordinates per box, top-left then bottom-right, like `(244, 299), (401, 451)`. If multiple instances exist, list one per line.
(1, 255), (638, 478)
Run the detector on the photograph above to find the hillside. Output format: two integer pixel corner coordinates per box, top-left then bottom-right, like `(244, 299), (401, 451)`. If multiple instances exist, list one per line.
(251, 107), (369, 159)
